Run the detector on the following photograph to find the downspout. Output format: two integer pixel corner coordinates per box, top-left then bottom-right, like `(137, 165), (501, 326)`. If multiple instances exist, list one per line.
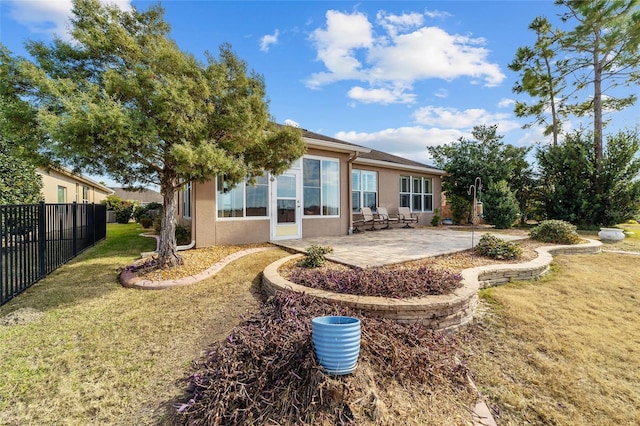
(347, 151), (360, 234)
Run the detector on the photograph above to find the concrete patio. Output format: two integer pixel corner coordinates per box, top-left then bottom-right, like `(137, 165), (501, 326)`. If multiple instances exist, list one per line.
(272, 227), (527, 268)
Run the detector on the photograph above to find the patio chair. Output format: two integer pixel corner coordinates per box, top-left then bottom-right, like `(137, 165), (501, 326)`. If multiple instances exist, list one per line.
(376, 206), (400, 229)
(398, 207), (419, 228)
(359, 207), (385, 231)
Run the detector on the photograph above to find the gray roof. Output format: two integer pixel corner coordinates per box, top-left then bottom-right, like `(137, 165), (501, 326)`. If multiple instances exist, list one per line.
(110, 187), (163, 204)
(301, 128), (444, 173)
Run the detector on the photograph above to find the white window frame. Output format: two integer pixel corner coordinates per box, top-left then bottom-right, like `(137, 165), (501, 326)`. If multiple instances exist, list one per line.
(216, 175), (270, 220)
(303, 155), (340, 218)
(352, 169), (378, 212)
(400, 176), (433, 212)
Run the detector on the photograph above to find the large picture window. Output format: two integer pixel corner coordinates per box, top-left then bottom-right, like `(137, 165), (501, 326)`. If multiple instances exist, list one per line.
(217, 175), (269, 218)
(303, 157), (339, 216)
(400, 176), (433, 212)
(352, 169), (377, 212)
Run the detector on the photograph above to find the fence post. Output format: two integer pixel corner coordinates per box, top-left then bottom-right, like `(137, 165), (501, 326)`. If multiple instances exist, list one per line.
(72, 201), (77, 257)
(38, 201), (46, 278)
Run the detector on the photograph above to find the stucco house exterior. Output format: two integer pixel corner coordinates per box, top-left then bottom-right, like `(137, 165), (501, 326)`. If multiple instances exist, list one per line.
(176, 130), (446, 247)
(37, 166), (113, 204)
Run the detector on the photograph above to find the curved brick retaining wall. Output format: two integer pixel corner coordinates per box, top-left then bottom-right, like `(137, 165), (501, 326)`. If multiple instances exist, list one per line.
(262, 239), (601, 330)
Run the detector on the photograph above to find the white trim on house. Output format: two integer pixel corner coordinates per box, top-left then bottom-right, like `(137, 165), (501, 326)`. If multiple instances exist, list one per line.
(304, 137), (371, 155)
(353, 157), (445, 175)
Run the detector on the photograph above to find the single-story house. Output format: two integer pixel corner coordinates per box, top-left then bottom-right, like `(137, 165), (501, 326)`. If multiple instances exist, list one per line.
(176, 129), (446, 247)
(110, 187), (163, 206)
(37, 166), (113, 204)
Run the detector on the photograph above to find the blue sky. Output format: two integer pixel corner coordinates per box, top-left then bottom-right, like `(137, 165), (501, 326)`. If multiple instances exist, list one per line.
(1, 0), (638, 186)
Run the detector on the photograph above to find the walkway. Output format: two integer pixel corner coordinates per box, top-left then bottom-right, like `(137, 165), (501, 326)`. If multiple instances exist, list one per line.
(272, 227), (527, 268)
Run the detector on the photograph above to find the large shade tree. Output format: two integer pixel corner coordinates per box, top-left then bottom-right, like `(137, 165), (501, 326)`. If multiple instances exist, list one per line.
(427, 124), (532, 226)
(18, 0), (305, 267)
(0, 46), (43, 204)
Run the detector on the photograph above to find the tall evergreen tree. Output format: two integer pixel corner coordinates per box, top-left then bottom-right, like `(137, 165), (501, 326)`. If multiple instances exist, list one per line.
(18, 0), (305, 267)
(509, 17), (567, 146)
(0, 46), (43, 204)
(557, 0), (640, 169)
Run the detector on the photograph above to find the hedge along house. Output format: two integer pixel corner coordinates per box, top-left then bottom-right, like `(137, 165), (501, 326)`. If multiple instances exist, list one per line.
(176, 129), (446, 247)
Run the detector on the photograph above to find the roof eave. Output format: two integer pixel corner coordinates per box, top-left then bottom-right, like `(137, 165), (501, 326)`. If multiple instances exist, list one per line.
(353, 157), (446, 175)
(304, 137), (371, 154)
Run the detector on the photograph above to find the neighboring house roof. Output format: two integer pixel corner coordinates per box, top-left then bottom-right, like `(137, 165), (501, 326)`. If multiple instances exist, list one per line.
(301, 128), (446, 175)
(110, 187), (163, 204)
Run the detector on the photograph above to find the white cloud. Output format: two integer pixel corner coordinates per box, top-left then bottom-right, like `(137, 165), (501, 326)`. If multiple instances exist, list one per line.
(6, 0), (132, 40)
(413, 105), (519, 131)
(284, 119), (300, 128)
(259, 29), (280, 52)
(306, 9), (505, 103)
(376, 11), (423, 38)
(424, 9), (452, 20)
(307, 10), (373, 87)
(347, 86), (416, 105)
(335, 126), (468, 164)
(434, 88), (448, 98)
(498, 98), (515, 108)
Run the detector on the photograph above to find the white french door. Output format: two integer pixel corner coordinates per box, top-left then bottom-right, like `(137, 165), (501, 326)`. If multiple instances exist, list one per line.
(271, 169), (302, 240)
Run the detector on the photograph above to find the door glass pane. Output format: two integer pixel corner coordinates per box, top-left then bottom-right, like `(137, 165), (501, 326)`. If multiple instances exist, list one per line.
(277, 200), (296, 223)
(277, 175), (296, 198)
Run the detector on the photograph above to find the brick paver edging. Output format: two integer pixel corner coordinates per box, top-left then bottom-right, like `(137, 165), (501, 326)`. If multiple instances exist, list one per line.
(120, 247), (276, 290)
(263, 254), (480, 331)
(262, 238), (603, 331)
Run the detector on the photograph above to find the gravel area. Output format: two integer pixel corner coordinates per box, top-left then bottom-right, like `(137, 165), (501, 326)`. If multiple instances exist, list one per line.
(138, 243), (273, 281)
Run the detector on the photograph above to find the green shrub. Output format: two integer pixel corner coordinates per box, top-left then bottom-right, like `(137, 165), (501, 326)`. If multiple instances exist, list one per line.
(298, 245), (333, 268)
(114, 201), (134, 224)
(474, 234), (523, 260)
(449, 194), (470, 225)
(483, 180), (520, 229)
(175, 224), (191, 245)
(431, 208), (441, 227)
(133, 202), (163, 222)
(140, 217), (153, 228)
(153, 215), (162, 233)
(529, 220), (581, 244)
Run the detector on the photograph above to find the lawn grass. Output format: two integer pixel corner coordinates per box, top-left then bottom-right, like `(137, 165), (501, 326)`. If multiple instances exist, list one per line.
(464, 249), (640, 425)
(0, 223), (290, 425)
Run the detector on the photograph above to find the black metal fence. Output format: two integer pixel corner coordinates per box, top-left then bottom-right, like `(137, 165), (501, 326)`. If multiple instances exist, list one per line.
(1, 202), (107, 306)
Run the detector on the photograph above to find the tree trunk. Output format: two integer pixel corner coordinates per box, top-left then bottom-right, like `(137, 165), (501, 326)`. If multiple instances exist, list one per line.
(158, 177), (182, 268)
(593, 38), (604, 171)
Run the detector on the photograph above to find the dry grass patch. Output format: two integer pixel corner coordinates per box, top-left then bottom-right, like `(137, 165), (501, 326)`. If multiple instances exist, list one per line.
(0, 223), (291, 426)
(462, 252), (640, 425)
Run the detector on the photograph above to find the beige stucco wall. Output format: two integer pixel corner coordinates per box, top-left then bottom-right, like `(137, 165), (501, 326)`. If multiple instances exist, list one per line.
(186, 149), (443, 247)
(355, 163), (442, 226)
(37, 168), (112, 204)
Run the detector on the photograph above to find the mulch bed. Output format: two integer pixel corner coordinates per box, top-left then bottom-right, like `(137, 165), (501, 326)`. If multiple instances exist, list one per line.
(174, 291), (473, 425)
